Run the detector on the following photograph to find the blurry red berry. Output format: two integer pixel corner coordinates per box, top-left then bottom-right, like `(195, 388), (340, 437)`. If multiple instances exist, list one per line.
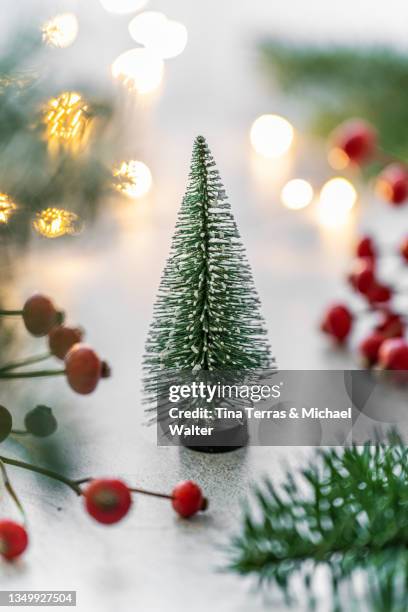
(171, 481), (207, 518)
(331, 119), (377, 164)
(375, 310), (404, 338)
(399, 236), (408, 263)
(376, 164), (408, 206)
(22, 294), (62, 337)
(348, 258), (376, 295)
(378, 338), (408, 370)
(356, 236), (376, 260)
(65, 344), (104, 395)
(49, 325), (84, 360)
(0, 520), (28, 561)
(320, 304), (353, 343)
(359, 333), (384, 367)
(84, 479), (132, 525)
(366, 283), (392, 305)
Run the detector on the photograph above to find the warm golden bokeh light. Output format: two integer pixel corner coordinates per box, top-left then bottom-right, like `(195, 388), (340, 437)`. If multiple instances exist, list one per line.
(281, 179), (314, 210)
(42, 13), (79, 49)
(250, 114), (294, 159)
(112, 49), (164, 94)
(129, 12), (188, 59)
(328, 147), (350, 170)
(33, 207), (80, 238)
(99, 0), (148, 14)
(0, 193), (17, 224)
(44, 92), (92, 155)
(113, 160), (153, 198)
(317, 177), (357, 228)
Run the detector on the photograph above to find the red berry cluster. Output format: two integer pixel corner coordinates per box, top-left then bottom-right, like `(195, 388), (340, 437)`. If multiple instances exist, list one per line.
(331, 118), (408, 206)
(0, 479), (207, 562)
(321, 235), (408, 370)
(0, 293), (110, 395)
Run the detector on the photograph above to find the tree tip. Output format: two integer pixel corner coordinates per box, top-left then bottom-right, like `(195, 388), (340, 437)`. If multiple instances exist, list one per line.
(195, 135), (207, 145)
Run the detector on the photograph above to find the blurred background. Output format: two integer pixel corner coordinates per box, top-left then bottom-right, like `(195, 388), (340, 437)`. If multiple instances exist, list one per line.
(1, 1), (408, 610)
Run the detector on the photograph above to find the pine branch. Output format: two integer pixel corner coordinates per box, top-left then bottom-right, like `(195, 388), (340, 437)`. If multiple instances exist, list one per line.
(259, 41), (408, 163)
(228, 436), (408, 610)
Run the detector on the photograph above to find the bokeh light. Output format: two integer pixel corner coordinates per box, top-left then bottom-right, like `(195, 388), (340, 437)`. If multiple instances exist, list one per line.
(317, 177), (357, 228)
(129, 12), (188, 59)
(0, 193), (17, 224)
(42, 13), (79, 49)
(281, 179), (314, 210)
(113, 160), (152, 198)
(44, 92), (91, 155)
(112, 49), (164, 94)
(33, 208), (80, 238)
(328, 147), (350, 170)
(250, 114), (294, 159)
(99, 0), (149, 15)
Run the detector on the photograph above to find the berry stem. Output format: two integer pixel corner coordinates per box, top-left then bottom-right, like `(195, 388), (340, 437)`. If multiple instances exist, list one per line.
(0, 310), (23, 316)
(0, 459), (26, 522)
(0, 352), (52, 374)
(0, 369), (65, 380)
(0, 456), (82, 495)
(129, 487), (173, 500)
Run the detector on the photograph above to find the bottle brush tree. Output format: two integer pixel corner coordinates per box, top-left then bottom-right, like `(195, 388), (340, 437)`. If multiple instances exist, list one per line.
(143, 135), (274, 413)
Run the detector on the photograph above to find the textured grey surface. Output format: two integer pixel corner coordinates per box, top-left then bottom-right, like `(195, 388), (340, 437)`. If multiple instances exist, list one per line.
(1, 0), (408, 610)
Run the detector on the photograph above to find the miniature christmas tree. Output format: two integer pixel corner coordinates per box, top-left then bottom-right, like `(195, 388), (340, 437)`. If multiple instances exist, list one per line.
(143, 136), (274, 411)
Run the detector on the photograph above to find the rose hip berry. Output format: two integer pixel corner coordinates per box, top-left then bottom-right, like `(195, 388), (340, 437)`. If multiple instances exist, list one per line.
(331, 119), (377, 164)
(378, 338), (408, 371)
(376, 164), (408, 206)
(348, 258), (376, 295)
(356, 236), (376, 260)
(375, 310), (404, 339)
(65, 344), (106, 395)
(366, 283), (392, 305)
(0, 520), (28, 561)
(171, 481), (207, 518)
(22, 294), (62, 337)
(400, 237), (408, 263)
(320, 304), (353, 343)
(359, 333), (384, 367)
(49, 325), (84, 360)
(84, 479), (132, 525)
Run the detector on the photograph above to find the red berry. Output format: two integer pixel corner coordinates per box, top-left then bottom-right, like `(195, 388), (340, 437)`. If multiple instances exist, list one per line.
(0, 520), (28, 561)
(356, 236), (376, 260)
(331, 119), (377, 164)
(84, 479), (132, 525)
(399, 237), (408, 263)
(378, 338), (408, 370)
(22, 294), (61, 337)
(320, 304), (353, 343)
(375, 310), (404, 338)
(49, 325), (84, 360)
(366, 283), (392, 305)
(348, 258), (376, 295)
(65, 344), (105, 395)
(171, 480), (207, 518)
(376, 164), (408, 206)
(359, 333), (384, 367)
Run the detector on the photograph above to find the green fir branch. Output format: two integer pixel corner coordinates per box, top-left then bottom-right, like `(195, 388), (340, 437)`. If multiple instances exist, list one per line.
(259, 41), (408, 163)
(228, 437), (408, 611)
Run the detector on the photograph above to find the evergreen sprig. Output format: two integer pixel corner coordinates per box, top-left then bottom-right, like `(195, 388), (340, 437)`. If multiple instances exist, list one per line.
(259, 41), (408, 163)
(143, 136), (273, 409)
(228, 437), (408, 611)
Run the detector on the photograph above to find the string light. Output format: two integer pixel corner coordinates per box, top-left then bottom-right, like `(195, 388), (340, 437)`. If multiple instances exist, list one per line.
(99, 0), (149, 15)
(0, 194), (17, 224)
(113, 160), (152, 198)
(42, 13), (79, 49)
(112, 49), (164, 94)
(250, 114), (294, 158)
(281, 179), (314, 210)
(33, 208), (80, 238)
(317, 177), (357, 228)
(129, 12), (188, 59)
(44, 92), (92, 155)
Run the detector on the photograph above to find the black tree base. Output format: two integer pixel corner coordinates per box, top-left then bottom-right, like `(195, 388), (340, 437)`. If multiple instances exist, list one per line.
(180, 419), (249, 453)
